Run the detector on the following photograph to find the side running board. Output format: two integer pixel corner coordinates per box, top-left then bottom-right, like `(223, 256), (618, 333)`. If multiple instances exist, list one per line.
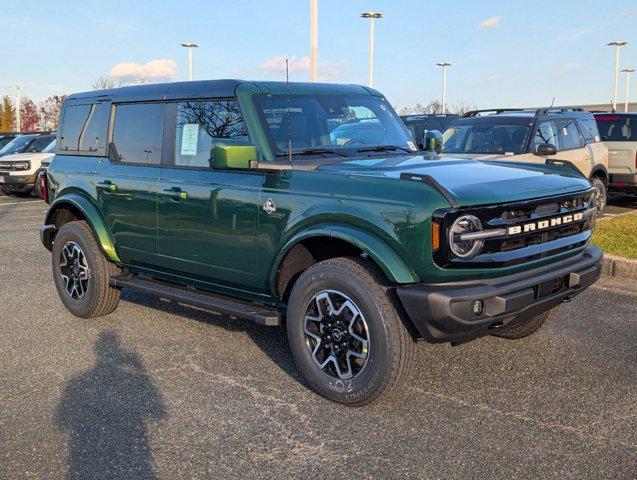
(109, 274), (282, 326)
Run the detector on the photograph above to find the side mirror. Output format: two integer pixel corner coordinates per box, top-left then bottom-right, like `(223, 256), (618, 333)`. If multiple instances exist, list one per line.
(534, 143), (557, 156)
(211, 140), (259, 170)
(423, 130), (443, 154)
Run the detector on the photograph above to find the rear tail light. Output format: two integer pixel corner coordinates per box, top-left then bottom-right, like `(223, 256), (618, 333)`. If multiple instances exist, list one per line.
(41, 174), (48, 203)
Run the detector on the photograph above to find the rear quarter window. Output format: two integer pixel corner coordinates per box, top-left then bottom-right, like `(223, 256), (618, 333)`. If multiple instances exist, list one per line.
(59, 103), (110, 155)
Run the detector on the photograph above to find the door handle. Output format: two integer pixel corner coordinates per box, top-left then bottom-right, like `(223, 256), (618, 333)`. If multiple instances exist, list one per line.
(162, 188), (188, 200)
(96, 180), (117, 192)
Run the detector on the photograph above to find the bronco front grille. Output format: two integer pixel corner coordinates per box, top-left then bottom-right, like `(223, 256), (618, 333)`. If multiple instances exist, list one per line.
(432, 189), (597, 268)
(0, 162), (24, 171)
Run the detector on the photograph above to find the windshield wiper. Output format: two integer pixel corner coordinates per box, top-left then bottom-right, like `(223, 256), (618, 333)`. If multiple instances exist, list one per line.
(356, 145), (414, 153)
(276, 148), (352, 158)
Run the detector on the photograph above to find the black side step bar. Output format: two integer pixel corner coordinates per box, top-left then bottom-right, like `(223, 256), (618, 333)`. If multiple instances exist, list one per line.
(109, 274), (282, 326)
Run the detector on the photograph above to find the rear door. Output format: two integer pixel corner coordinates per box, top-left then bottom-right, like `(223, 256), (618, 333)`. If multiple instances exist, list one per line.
(554, 119), (591, 176)
(595, 114), (637, 175)
(155, 98), (263, 292)
(94, 102), (166, 266)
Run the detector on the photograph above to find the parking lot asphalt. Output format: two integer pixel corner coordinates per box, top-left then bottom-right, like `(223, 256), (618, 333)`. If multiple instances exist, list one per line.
(0, 197), (635, 480)
(606, 194), (637, 217)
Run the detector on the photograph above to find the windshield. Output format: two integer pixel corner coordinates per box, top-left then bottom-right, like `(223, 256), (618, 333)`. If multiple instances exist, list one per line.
(252, 94), (416, 158)
(42, 139), (57, 153)
(595, 115), (637, 141)
(0, 135), (37, 155)
(442, 123), (530, 155)
(25, 136), (54, 153)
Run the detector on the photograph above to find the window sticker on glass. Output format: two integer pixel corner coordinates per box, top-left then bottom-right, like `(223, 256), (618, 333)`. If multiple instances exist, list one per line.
(181, 123), (200, 156)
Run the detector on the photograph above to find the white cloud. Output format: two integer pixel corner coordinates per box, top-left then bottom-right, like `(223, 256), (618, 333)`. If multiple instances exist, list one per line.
(260, 55), (310, 74)
(465, 74), (502, 85)
(554, 62), (585, 77)
(260, 55), (345, 82)
(478, 16), (502, 31)
(108, 59), (177, 83)
(557, 8), (637, 42)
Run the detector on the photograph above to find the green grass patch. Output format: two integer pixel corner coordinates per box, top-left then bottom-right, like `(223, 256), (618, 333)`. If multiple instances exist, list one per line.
(592, 211), (637, 259)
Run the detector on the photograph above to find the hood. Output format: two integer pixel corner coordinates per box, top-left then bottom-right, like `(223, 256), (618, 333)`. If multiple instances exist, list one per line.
(439, 152), (514, 160)
(316, 154), (591, 207)
(0, 152), (54, 162)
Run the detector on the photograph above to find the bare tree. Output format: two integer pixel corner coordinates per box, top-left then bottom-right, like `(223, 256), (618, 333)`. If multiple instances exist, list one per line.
(451, 99), (476, 115)
(92, 75), (128, 90)
(399, 100), (443, 115)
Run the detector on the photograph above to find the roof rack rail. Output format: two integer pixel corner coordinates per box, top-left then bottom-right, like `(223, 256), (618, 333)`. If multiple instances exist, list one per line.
(462, 107), (587, 118)
(534, 107), (585, 116)
(461, 108), (526, 117)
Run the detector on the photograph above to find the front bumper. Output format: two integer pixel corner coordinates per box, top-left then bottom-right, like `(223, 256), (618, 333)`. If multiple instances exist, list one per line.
(396, 245), (602, 343)
(0, 173), (36, 189)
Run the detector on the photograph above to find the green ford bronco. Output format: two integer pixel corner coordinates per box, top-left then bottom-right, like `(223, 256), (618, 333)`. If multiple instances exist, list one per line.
(41, 80), (602, 405)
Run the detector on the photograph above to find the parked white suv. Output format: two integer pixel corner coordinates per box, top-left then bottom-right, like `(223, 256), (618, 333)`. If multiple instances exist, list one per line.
(594, 112), (637, 196)
(0, 136), (56, 195)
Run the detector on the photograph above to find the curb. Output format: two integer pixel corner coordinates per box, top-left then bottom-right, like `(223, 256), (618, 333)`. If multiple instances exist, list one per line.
(600, 253), (637, 280)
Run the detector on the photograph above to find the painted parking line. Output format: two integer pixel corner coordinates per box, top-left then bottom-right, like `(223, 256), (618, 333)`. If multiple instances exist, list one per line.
(0, 200), (43, 207)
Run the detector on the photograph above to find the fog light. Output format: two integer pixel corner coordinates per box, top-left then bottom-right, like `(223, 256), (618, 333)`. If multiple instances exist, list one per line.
(472, 300), (484, 316)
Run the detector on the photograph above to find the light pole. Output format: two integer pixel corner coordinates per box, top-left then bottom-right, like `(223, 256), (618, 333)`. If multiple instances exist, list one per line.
(179, 43), (199, 81)
(361, 12), (383, 88)
(436, 62), (452, 114)
(14, 85), (21, 132)
(310, 0), (318, 82)
(607, 41), (628, 111)
(621, 68), (635, 112)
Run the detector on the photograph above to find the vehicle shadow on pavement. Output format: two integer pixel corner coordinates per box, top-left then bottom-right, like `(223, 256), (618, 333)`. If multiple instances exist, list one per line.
(56, 330), (166, 480)
(121, 290), (301, 383)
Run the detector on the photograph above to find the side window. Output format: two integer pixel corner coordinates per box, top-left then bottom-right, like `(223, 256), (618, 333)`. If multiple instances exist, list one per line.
(79, 103), (110, 154)
(174, 99), (247, 167)
(59, 105), (92, 151)
(577, 119), (600, 144)
(560, 120), (584, 150)
(112, 103), (165, 164)
(25, 137), (53, 153)
(59, 103), (110, 154)
(533, 122), (560, 149)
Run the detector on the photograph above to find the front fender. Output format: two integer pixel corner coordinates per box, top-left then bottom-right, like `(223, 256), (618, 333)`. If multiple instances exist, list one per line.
(268, 224), (420, 294)
(45, 193), (120, 262)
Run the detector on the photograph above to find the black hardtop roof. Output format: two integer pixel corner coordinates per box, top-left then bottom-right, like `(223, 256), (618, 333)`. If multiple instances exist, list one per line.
(462, 107), (594, 120)
(65, 79), (378, 103)
(400, 114), (459, 122)
(457, 107), (595, 125)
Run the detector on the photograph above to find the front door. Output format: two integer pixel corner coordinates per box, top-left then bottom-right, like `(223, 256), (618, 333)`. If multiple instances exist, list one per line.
(95, 102), (166, 266)
(155, 98), (263, 292)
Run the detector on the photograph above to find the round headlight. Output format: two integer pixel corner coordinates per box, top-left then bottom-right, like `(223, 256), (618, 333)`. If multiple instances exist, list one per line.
(449, 215), (484, 259)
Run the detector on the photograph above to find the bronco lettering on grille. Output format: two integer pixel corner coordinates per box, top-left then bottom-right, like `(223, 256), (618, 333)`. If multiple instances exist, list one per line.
(507, 212), (584, 236)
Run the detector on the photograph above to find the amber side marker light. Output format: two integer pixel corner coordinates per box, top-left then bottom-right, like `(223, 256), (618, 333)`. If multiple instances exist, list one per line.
(431, 222), (440, 250)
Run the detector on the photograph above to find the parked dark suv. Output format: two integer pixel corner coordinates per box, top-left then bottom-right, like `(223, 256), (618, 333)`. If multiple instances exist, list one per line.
(400, 114), (459, 149)
(41, 80), (601, 405)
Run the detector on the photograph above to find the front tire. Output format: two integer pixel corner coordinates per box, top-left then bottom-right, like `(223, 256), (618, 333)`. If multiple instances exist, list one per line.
(591, 177), (606, 217)
(52, 221), (121, 318)
(287, 257), (415, 406)
(491, 304), (562, 339)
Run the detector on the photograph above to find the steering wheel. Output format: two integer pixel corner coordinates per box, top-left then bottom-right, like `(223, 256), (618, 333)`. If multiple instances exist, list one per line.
(343, 138), (365, 146)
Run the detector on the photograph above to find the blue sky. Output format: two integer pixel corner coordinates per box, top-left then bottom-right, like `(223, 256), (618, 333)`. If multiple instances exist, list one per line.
(2, 0), (637, 110)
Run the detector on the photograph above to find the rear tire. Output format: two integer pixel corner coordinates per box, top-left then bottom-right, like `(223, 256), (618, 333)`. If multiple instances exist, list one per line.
(591, 177), (606, 217)
(52, 221), (121, 318)
(287, 257), (415, 406)
(492, 304), (562, 339)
